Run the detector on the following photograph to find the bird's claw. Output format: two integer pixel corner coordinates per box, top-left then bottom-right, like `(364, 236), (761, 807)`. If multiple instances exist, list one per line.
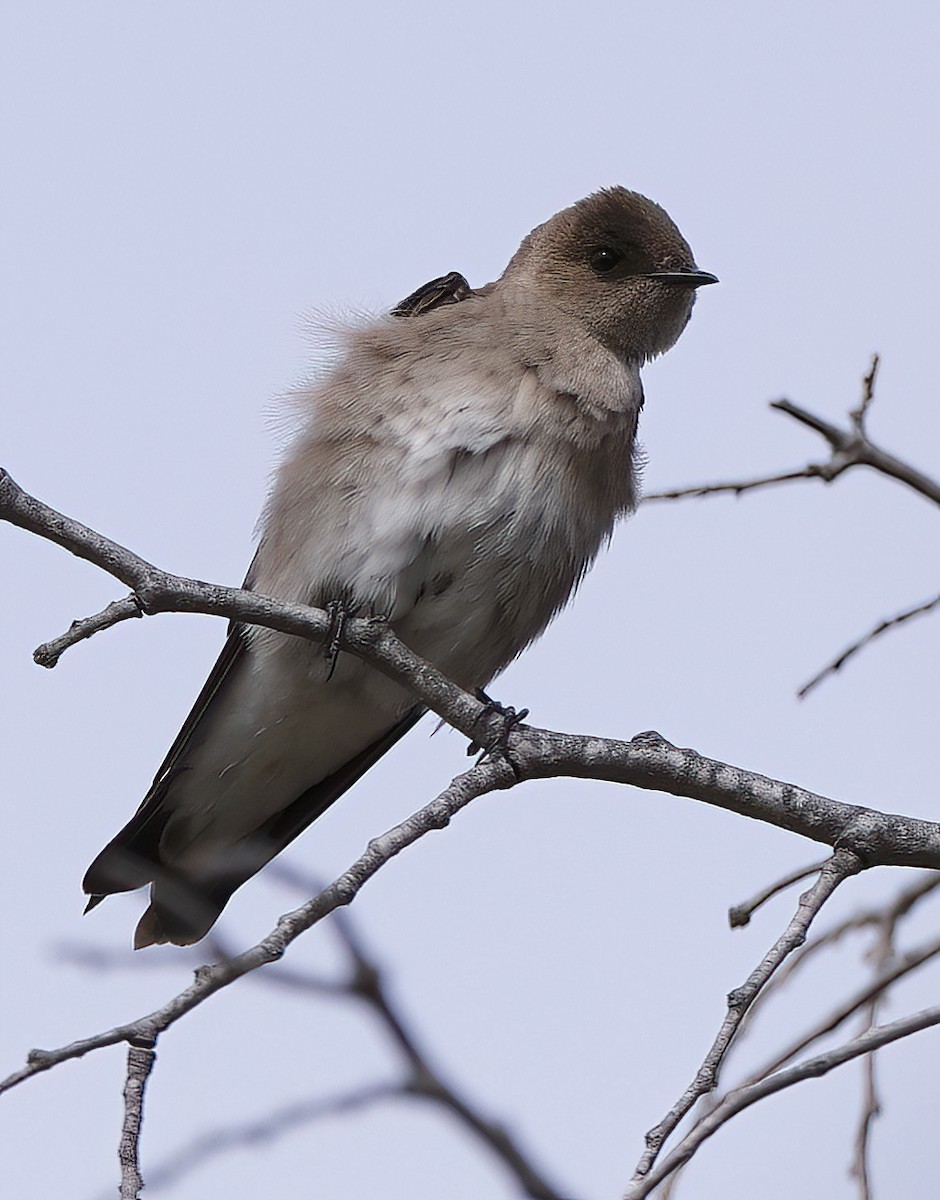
(324, 599), (349, 680)
(467, 688), (529, 773)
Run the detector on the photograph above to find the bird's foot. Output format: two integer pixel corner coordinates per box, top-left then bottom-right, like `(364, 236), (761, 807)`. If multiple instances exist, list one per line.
(467, 688), (529, 773)
(323, 599), (350, 680)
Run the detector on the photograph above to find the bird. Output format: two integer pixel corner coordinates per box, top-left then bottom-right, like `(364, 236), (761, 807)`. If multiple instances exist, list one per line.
(83, 187), (717, 947)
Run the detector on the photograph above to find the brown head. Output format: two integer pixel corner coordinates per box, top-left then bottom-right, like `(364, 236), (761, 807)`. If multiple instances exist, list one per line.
(501, 187), (716, 364)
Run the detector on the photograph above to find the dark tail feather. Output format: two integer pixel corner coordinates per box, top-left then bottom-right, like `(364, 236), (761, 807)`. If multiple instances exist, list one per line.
(131, 707), (425, 948)
(83, 801), (173, 898)
(134, 875), (231, 949)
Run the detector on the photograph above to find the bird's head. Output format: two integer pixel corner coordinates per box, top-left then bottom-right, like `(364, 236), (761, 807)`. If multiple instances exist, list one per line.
(502, 186), (716, 364)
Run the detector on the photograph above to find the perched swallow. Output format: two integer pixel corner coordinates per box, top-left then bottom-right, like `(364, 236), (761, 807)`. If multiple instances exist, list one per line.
(84, 187), (716, 946)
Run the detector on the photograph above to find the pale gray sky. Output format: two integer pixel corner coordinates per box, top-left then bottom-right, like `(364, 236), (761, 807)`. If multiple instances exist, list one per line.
(2, 3), (939, 1198)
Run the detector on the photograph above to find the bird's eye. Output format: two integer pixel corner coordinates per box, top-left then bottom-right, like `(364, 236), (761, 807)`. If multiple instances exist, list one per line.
(589, 246), (622, 274)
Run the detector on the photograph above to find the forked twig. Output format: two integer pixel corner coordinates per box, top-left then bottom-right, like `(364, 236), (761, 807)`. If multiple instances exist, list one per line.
(633, 1004), (940, 1197)
(644, 358), (940, 695)
(627, 850), (862, 1194)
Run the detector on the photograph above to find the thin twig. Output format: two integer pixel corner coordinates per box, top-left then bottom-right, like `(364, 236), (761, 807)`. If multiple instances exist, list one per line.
(735, 874), (940, 1038)
(71, 864), (568, 1199)
(644, 467), (822, 502)
(0, 759), (511, 1096)
(849, 835), (929, 1199)
(641, 361), (940, 697)
(850, 354), (880, 431)
(628, 1004), (940, 1198)
(648, 357), (940, 510)
(55, 937), (350, 997)
(271, 867), (568, 1199)
(137, 1084), (401, 1194)
(851, 985), (885, 1199)
(118, 1044), (156, 1200)
(658, 933), (940, 1196)
(728, 859), (829, 927)
(769, 397), (940, 506)
(628, 850), (862, 1190)
(742, 933), (940, 1083)
(650, 873), (940, 1200)
(797, 592), (940, 699)
(852, 1044), (878, 1200)
(34, 593), (143, 667)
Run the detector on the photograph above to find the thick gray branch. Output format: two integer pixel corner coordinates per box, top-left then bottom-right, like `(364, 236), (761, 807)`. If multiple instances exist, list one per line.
(4, 466), (940, 1151)
(3, 468), (940, 869)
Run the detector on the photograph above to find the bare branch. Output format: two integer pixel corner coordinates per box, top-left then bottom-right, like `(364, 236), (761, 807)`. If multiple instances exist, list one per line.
(641, 361), (940, 695)
(118, 1044), (156, 1200)
(850, 354), (880, 432)
(797, 592), (940, 699)
(743, 932), (940, 1084)
(0, 759), (510, 1096)
(646, 357), (940, 510)
(629, 1004), (940, 1198)
(737, 873), (940, 1031)
(5, 471), (940, 873)
(877, 870), (940, 923)
(0, 467), (505, 752)
(268, 866), (568, 1199)
(55, 937), (349, 998)
(34, 593), (143, 668)
(649, 872), (940, 1200)
(846, 861), (929, 1200)
(528, 728), (940, 870)
(728, 859), (829, 927)
(769, 399), (940, 508)
(67, 865), (569, 1199)
(5, 466), (940, 1197)
(138, 1084), (402, 1194)
(769, 397), (859, 447)
(628, 850), (862, 1190)
(851, 965), (887, 1199)
(644, 467), (822, 502)
(851, 1047), (879, 1200)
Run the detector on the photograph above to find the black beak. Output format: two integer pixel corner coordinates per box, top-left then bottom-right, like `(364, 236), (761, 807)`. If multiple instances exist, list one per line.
(646, 268), (719, 288)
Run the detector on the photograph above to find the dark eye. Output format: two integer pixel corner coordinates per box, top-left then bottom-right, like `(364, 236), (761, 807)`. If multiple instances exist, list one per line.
(589, 246), (622, 274)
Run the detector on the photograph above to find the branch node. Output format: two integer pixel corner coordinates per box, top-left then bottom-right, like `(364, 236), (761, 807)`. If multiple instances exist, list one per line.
(631, 729), (674, 748)
(127, 1032), (158, 1052)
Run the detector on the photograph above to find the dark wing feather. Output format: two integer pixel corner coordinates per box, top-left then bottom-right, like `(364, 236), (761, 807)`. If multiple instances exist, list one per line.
(138, 706), (425, 946)
(391, 272), (472, 317)
(262, 705), (424, 847)
(85, 272), (460, 938)
(83, 624), (249, 900)
(83, 544), (269, 900)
